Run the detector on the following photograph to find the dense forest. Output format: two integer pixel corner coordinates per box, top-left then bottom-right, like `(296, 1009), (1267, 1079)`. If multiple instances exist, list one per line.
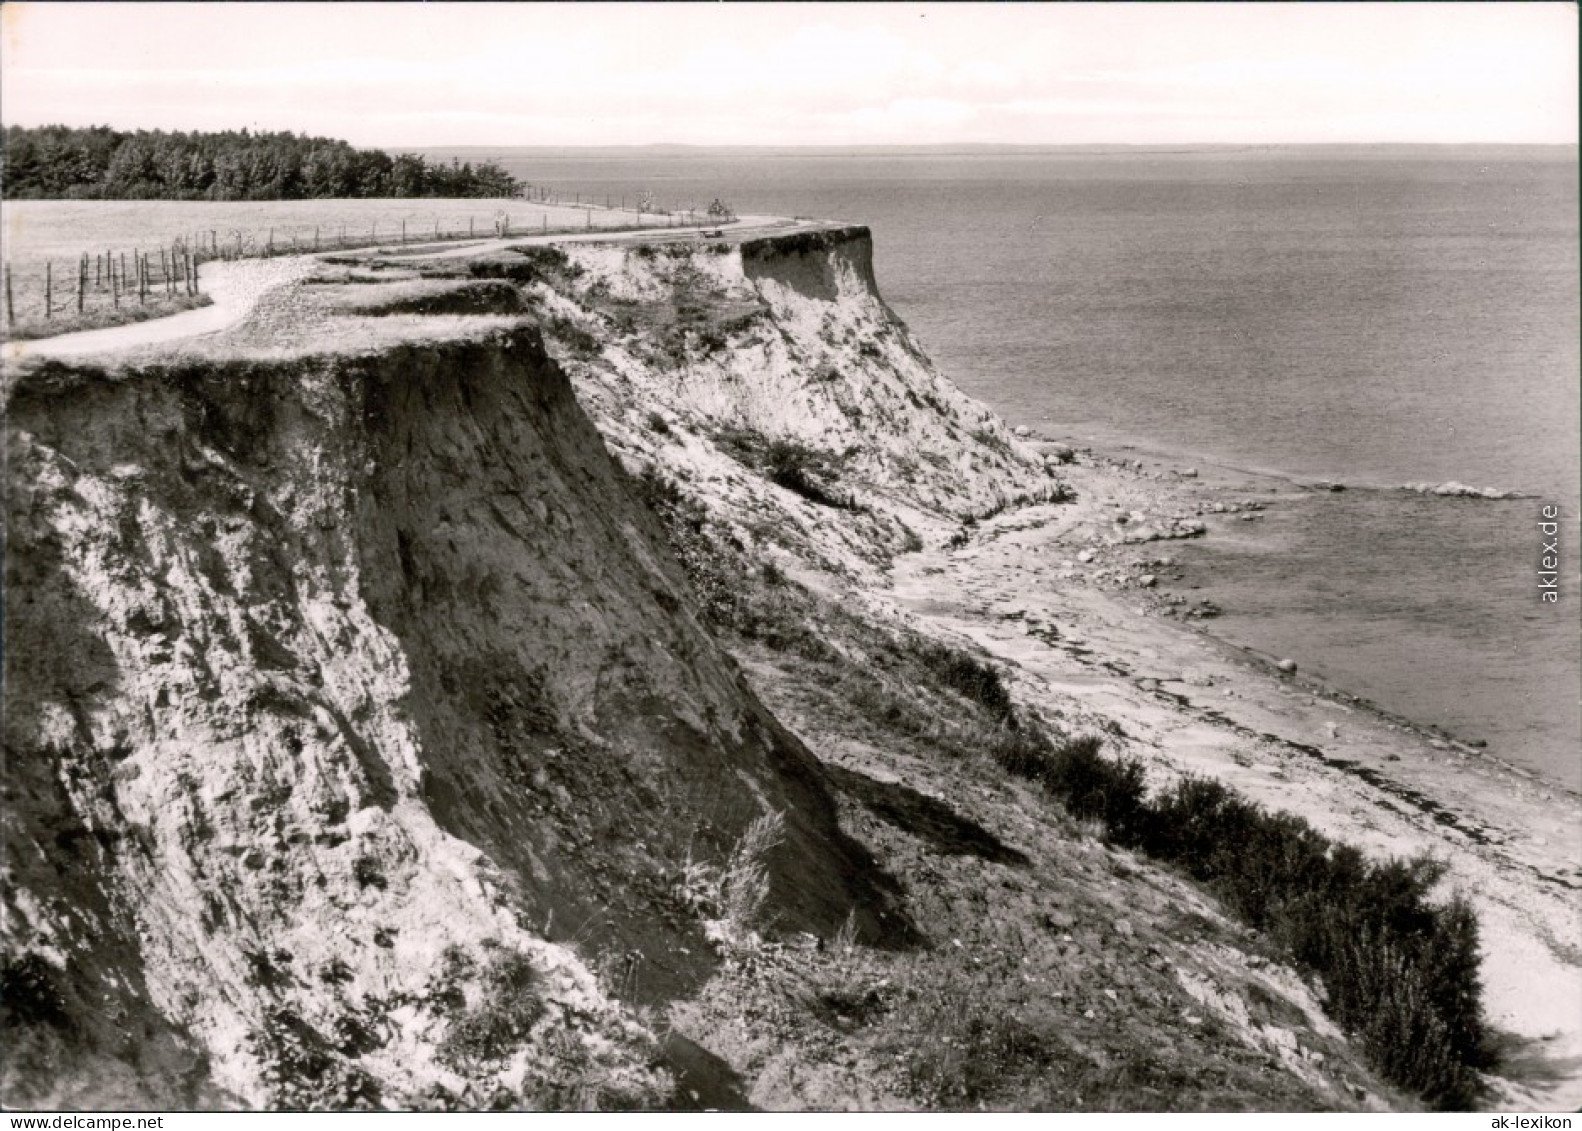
(0, 125), (523, 200)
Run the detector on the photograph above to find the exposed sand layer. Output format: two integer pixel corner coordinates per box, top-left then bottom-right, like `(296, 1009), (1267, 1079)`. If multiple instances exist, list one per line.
(6, 220), (1574, 1110)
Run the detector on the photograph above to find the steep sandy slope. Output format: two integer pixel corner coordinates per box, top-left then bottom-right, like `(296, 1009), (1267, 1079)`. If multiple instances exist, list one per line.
(4, 224), (1543, 1112)
(2, 299), (899, 1107)
(510, 228), (1061, 581)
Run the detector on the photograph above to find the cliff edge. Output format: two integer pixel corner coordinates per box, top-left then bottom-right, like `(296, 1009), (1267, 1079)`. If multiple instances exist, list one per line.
(8, 223), (1566, 1111)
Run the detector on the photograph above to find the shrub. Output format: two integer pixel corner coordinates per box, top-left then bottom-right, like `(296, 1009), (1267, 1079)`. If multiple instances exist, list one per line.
(544, 314), (600, 357)
(0, 954), (71, 1031)
(674, 811), (786, 951)
(253, 1008), (383, 1109)
(916, 642), (1014, 721)
(763, 439), (861, 511)
(981, 728), (1488, 1107)
(437, 945), (547, 1068)
(711, 427), (863, 511)
(1042, 736), (1148, 837)
(468, 258), (547, 284)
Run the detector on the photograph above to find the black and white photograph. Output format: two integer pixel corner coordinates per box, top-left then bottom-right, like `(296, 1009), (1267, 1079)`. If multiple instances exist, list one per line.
(1, 1), (1578, 1117)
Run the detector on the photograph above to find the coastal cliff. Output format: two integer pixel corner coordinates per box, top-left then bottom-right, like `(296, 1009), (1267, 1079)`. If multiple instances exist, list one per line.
(2, 303), (895, 1107)
(4, 225), (1577, 1111)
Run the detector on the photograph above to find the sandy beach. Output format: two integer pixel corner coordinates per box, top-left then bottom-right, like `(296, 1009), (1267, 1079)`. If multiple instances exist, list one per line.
(886, 437), (1582, 1107)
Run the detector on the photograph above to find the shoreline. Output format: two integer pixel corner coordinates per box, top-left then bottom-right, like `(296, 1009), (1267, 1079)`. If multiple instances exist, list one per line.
(1035, 421), (1573, 508)
(887, 437), (1582, 1107)
(1010, 428), (1580, 794)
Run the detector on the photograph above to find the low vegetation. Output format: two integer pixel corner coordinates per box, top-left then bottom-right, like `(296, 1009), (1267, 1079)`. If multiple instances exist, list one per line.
(713, 428), (863, 511)
(435, 944), (546, 1069)
(674, 812), (786, 952)
(0, 954), (71, 1032)
(628, 398), (1484, 1111)
(252, 1008), (383, 1110)
(913, 640), (1016, 721)
(992, 732), (1488, 1109)
(2, 293), (212, 342)
(659, 525), (1488, 1108)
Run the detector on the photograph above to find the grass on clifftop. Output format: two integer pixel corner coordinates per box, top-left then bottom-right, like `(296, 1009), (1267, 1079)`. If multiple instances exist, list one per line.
(3, 293), (213, 342)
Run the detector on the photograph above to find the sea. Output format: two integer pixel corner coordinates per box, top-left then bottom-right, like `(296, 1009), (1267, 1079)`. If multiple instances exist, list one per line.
(431, 145), (1581, 791)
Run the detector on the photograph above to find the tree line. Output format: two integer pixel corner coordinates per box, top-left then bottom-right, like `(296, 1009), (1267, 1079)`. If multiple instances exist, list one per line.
(1, 125), (523, 201)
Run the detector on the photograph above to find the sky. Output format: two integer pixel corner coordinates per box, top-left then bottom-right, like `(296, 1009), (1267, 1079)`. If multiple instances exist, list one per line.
(1, 2), (1576, 148)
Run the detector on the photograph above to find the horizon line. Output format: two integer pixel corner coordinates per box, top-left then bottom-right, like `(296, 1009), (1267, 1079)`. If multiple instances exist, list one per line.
(398, 140), (1580, 151)
(5, 125), (1575, 152)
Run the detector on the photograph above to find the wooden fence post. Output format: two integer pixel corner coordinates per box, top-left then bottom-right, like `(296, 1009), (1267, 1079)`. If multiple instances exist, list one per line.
(470, 217), (475, 237)
(315, 226), (320, 250)
(95, 254), (102, 290)
(78, 254), (86, 313)
(401, 219), (406, 244)
(44, 261), (52, 320)
(4, 264), (13, 328)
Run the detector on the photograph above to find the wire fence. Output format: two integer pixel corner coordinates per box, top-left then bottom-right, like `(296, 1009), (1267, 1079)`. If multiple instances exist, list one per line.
(4, 241), (204, 334)
(2, 193), (740, 336)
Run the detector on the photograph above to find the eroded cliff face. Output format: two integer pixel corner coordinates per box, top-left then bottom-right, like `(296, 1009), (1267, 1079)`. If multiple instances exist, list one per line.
(3, 226), (1413, 1113)
(2, 316), (898, 1108)
(525, 227), (1058, 580)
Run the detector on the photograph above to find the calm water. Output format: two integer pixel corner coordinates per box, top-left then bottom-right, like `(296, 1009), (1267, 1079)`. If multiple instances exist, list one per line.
(444, 146), (1581, 789)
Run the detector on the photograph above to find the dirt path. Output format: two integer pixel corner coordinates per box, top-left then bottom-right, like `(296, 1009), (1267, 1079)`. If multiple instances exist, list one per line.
(1, 256), (320, 362)
(1, 213), (819, 362)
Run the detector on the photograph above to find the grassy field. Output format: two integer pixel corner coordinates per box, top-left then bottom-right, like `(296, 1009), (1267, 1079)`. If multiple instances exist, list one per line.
(0, 198), (691, 335)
